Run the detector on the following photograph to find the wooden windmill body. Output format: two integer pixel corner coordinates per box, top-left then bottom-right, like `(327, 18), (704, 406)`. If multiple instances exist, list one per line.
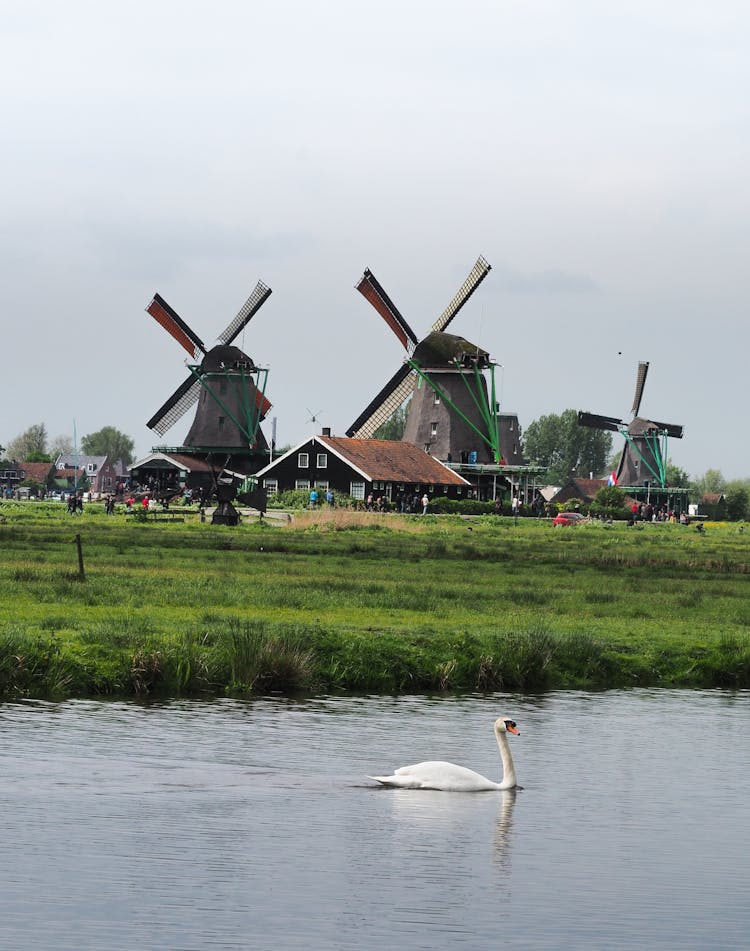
(347, 257), (507, 465)
(578, 361), (684, 489)
(145, 282), (273, 475)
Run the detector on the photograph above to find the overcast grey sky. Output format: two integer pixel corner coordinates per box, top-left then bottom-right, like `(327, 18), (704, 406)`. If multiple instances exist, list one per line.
(2, 1), (748, 478)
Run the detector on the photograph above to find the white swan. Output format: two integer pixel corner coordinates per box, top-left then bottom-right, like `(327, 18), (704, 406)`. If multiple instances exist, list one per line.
(369, 717), (520, 792)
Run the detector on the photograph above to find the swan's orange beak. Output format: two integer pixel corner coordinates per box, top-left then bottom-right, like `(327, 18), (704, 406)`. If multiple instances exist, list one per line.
(506, 723), (520, 735)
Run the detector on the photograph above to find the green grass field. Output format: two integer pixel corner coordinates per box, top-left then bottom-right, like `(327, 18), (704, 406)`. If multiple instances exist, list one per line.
(1, 501), (748, 698)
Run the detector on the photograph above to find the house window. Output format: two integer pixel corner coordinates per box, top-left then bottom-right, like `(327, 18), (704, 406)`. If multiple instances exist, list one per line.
(295, 479), (310, 490)
(443, 485), (449, 493)
(218, 416), (225, 431)
(264, 478), (278, 496)
(431, 422), (438, 437)
(315, 480), (329, 491)
(350, 481), (365, 500)
(316, 453), (327, 468)
(298, 452), (309, 468)
(433, 393), (441, 405)
(87, 463), (96, 473)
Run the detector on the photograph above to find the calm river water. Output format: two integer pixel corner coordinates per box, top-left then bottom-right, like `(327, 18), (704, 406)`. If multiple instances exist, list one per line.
(1, 690), (748, 950)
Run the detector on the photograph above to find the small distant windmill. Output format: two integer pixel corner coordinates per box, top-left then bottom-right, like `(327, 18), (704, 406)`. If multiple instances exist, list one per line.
(145, 282), (273, 465)
(347, 256), (505, 464)
(578, 361), (684, 488)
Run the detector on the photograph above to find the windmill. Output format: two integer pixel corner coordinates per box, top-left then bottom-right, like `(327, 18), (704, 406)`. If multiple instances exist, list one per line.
(346, 256), (504, 464)
(578, 361), (684, 488)
(145, 281), (273, 470)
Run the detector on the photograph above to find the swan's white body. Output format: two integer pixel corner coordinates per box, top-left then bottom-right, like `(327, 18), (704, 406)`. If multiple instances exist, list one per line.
(369, 717), (519, 792)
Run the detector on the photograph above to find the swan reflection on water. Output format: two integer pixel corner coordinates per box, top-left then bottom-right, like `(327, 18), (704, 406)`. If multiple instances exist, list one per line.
(493, 788), (517, 870)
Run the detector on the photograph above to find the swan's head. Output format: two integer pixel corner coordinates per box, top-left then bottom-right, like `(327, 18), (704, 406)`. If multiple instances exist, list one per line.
(495, 717), (520, 736)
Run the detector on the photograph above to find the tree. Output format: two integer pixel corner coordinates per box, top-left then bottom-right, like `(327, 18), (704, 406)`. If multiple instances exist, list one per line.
(373, 402), (410, 441)
(49, 434), (73, 457)
(692, 469), (726, 497)
(5, 423), (47, 461)
(522, 410), (612, 484)
(665, 463), (691, 488)
(590, 485), (628, 519)
(724, 481), (749, 521)
(81, 426), (135, 466)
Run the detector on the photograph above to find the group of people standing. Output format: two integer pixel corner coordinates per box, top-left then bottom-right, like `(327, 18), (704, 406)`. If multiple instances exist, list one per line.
(66, 493), (83, 514)
(309, 488), (335, 509)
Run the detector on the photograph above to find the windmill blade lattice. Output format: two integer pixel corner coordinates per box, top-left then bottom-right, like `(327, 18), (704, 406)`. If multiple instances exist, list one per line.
(147, 375), (202, 436)
(218, 281), (272, 346)
(347, 364), (416, 439)
(430, 255), (492, 334)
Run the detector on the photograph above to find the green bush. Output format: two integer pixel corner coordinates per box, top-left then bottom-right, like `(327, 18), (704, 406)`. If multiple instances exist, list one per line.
(267, 489), (362, 510)
(427, 497), (495, 515)
(589, 485), (628, 520)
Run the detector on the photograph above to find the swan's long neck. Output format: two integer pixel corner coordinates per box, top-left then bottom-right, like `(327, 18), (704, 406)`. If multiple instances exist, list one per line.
(495, 728), (517, 789)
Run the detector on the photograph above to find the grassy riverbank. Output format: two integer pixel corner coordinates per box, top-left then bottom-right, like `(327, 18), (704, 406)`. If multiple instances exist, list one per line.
(1, 501), (749, 698)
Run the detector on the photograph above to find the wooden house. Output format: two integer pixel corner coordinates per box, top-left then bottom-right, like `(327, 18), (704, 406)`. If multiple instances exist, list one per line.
(255, 430), (470, 504)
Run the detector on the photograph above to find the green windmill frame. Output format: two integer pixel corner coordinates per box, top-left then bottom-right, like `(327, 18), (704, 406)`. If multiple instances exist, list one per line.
(407, 356), (504, 465)
(186, 362), (270, 450)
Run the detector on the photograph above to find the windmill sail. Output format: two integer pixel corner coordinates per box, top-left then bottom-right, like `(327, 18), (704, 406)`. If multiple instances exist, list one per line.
(145, 280), (272, 445)
(578, 360), (683, 489)
(630, 360), (650, 417)
(577, 411), (624, 432)
(218, 281), (272, 346)
(430, 256), (492, 334)
(356, 270), (419, 352)
(647, 420), (684, 439)
(349, 255), (494, 459)
(146, 294), (206, 359)
(346, 364), (416, 438)
(147, 375), (202, 436)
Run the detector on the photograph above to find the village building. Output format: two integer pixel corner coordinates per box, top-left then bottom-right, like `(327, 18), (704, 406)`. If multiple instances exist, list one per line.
(551, 477), (608, 507)
(255, 430), (470, 505)
(128, 451), (230, 499)
(55, 454), (123, 495)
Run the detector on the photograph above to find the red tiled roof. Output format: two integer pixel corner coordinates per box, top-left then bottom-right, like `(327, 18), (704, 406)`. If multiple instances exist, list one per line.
(319, 437), (469, 486)
(160, 453), (220, 473)
(18, 461), (54, 483)
(551, 477), (607, 502)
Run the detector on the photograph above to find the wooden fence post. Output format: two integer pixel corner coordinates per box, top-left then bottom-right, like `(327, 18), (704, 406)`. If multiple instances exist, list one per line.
(74, 533), (85, 581)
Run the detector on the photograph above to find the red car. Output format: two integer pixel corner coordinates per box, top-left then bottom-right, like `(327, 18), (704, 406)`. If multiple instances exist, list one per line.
(553, 511), (586, 527)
